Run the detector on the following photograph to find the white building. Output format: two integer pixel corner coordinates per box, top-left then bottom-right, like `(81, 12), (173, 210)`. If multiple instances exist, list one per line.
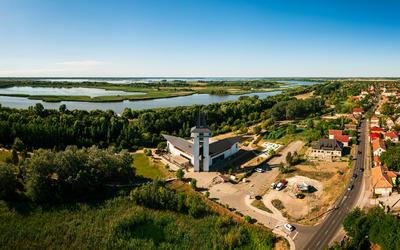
(163, 113), (240, 172)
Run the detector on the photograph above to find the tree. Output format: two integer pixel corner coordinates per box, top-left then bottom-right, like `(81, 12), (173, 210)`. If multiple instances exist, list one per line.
(34, 103), (44, 116)
(0, 162), (18, 199)
(253, 125), (261, 134)
(286, 152), (293, 166)
(59, 104), (67, 113)
(176, 168), (184, 180)
(190, 179), (197, 190)
(11, 149), (19, 166)
(244, 215), (252, 223)
(307, 119), (314, 129)
(12, 137), (25, 152)
(156, 141), (167, 153)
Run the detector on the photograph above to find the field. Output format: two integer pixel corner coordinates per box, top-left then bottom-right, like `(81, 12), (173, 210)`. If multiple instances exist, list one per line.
(0, 150), (10, 162)
(133, 153), (172, 179)
(0, 195), (278, 250)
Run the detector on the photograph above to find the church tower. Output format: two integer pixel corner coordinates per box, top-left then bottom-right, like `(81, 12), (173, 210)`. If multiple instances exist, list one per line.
(191, 112), (211, 172)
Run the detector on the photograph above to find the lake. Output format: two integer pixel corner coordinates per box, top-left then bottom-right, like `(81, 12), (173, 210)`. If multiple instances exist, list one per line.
(0, 91), (282, 114)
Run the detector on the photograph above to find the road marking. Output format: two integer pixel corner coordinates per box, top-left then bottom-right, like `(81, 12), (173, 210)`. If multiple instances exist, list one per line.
(292, 231), (299, 240)
(325, 230), (328, 235)
(316, 240), (320, 246)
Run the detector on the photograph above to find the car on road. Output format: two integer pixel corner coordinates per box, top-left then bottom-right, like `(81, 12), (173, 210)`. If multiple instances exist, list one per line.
(255, 168), (265, 173)
(284, 223), (295, 232)
(295, 193), (305, 199)
(351, 174), (357, 180)
(348, 184), (353, 191)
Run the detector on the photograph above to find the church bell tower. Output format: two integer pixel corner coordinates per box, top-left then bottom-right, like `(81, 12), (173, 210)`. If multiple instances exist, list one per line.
(191, 112), (211, 172)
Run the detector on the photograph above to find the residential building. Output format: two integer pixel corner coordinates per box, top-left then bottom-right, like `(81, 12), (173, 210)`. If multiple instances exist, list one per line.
(371, 126), (384, 134)
(370, 133), (380, 141)
(371, 166), (396, 196)
(384, 131), (399, 143)
(372, 139), (386, 157)
(328, 130), (342, 139)
(370, 115), (380, 128)
(334, 135), (350, 147)
(308, 139), (344, 161)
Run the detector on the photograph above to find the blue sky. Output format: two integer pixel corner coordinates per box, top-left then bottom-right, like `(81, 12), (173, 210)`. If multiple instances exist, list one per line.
(0, 0), (399, 77)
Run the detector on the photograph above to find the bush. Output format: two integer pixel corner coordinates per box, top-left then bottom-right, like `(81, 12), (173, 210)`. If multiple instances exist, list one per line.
(244, 215), (252, 223)
(190, 179), (197, 190)
(271, 199), (285, 210)
(176, 168), (184, 180)
(130, 181), (210, 218)
(0, 162), (18, 199)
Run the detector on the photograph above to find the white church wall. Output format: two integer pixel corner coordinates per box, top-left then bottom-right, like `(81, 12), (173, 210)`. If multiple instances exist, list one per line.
(167, 142), (194, 164)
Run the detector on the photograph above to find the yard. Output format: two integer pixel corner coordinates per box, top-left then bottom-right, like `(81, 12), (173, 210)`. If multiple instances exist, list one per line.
(133, 153), (172, 180)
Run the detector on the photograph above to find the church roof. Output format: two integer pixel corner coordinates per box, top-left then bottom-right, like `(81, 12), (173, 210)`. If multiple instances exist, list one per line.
(163, 134), (240, 157)
(209, 137), (241, 157)
(163, 134), (194, 155)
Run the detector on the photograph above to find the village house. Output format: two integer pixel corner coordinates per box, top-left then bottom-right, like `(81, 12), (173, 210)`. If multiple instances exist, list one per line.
(334, 135), (350, 147)
(370, 115), (380, 128)
(384, 131), (399, 143)
(328, 130), (342, 139)
(371, 166), (396, 197)
(386, 118), (395, 129)
(372, 138), (386, 157)
(370, 133), (380, 141)
(353, 107), (364, 117)
(344, 123), (357, 131)
(308, 138), (344, 161)
(373, 156), (381, 167)
(371, 126), (385, 134)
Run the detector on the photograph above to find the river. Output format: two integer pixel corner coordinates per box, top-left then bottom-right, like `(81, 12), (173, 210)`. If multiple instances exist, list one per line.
(0, 79), (321, 113)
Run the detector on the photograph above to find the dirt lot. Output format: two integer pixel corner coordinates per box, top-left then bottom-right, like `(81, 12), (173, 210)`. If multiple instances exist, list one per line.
(294, 91), (314, 100)
(268, 140), (305, 166)
(264, 160), (351, 225)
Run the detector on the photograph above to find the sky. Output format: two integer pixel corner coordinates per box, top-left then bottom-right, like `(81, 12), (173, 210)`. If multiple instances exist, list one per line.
(0, 0), (399, 77)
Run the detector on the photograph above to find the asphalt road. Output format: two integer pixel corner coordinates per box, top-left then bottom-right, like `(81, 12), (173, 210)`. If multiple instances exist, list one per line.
(301, 118), (367, 250)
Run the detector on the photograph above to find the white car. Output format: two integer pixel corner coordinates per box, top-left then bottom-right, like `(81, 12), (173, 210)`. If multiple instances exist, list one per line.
(284, 223), (295, 232)
(255, 168), (264, 173)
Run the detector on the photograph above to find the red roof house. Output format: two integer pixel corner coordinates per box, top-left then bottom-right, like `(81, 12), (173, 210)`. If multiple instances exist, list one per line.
(371, 126), (385, 134)
(385, 131), (399, 143)
(334, 135), (350, 146)
(328, 130), (343, 139)
(370, 133), (380, 141)
(353, 107), (364, 114)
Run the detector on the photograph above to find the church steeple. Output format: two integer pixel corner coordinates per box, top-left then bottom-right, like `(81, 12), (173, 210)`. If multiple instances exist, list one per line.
(191, 111), (211, 172)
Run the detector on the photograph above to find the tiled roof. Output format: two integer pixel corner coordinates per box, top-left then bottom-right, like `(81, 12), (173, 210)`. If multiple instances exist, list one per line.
(328, 130), (343, 136)
(371, 166), (393, 189)
(334, 135), (350, 143)
(385, 131), (398, 139)
(372, 139), (386, 151)
(312, 139), (343, 151)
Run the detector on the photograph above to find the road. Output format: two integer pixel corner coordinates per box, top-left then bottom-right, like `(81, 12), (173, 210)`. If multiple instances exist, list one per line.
(301, 118), (368, 250)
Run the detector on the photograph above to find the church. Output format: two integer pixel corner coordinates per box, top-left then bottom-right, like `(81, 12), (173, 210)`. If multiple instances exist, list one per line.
(163, 113), (240, 172)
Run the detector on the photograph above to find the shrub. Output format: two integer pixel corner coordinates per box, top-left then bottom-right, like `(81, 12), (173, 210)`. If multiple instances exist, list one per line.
(0, 162), (18, 199)
(271, 199), (285, 210)
(190, 179), (197, 190)
(176, 168), (184, 180)
(244, 215), (252, 223)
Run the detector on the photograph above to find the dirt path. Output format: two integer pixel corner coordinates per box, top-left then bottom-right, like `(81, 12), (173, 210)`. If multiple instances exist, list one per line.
(268, 140), (305, 166)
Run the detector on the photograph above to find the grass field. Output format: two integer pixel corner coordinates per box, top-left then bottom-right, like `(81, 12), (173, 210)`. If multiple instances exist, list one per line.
(0, 194), (278, 249)
(133, 153), (171, 180)
(0, 150), (10, 162)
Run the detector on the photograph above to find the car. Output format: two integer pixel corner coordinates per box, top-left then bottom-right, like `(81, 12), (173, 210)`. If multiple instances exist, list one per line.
(295, 193), (305, 199)
(348, 185), (353, 191)
(358, 151), (362, 155)
(284, 223), (295, 232)
(255, 168), (265, 173)
(276, 182), (283, 190)
(271, 182), (277, 189)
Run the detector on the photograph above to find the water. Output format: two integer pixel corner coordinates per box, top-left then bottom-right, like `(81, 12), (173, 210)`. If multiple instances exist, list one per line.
(0, 79), (321, 113)
(0, 86), (144, 97)
(0, 91), (281, 113)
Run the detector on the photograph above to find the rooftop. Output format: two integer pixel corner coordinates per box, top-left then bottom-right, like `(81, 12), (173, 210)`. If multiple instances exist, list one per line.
(312, 138), (343, 151)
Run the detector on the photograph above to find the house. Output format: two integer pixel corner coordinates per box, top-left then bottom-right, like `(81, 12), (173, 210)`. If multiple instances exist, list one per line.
(373, 156), (381, 167)
(371, 166), (396, 196)
(353, 107), (364, 117)
(371, 126), (384, 134)
(328, 130), (342, 139)
(334, 135), (351, 147)
(308, 139), (344, 161)
(386, 118), (395, 129)
(345, 123), (357, 131)
(163, 113), (240, 172)
(370, 133), (380, 141)
(372, 139), (386, 157)
(384, 131), (399, 143)
(370, 116), (380, 128)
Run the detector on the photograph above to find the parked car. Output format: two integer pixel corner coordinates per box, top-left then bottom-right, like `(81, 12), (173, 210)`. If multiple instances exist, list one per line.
(284, 223), (295, 232)
(348, 184), (353, 191)
(276, 182), (283, 190)
(352, 174), (357, 180)
(255, 168), (265, 173)
(271, 182), (277, 189)
(295, 193), (305, 199)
